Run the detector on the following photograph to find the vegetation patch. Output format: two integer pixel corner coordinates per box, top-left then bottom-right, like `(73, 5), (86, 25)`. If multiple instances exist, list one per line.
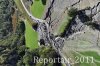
(72, 51), (100, 66)
(58, 16), (72, 36)
(14, 0), (24, 13)
(57, 8), (77, 37)
(30, 0), (46, 18)
(80, 51), (100, 61)
(23, 46), (61, 66)
(67, 7), (77, 17)
(25, 21), (38, 50)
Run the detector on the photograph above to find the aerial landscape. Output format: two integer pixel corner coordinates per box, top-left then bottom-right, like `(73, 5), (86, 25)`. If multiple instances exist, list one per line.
(0, 0), (100, 66)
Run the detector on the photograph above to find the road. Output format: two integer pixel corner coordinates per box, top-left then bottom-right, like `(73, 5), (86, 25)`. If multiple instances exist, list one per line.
(21, 0), (45, 23)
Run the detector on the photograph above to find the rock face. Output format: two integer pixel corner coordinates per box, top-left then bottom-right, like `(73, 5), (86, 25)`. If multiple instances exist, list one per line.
(66, 10), (90, 37)
(38, 23), (50, 45)
(92, 2), (100, 23)
(66, 2), (100, 37)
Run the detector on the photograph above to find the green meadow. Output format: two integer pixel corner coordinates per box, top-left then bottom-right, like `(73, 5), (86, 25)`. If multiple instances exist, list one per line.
(25, 21), (38, 50)
(30, 0), (46, 18)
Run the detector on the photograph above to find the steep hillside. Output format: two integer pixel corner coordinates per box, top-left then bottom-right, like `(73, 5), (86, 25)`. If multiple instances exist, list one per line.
(0, 0), (25, 66)
(43, 0), (100, 66)
(44, 0), (100, 34)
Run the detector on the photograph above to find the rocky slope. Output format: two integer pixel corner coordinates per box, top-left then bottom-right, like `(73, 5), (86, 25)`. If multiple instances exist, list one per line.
(44, 0), (100, 34)
(43, 0), (100, 66)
